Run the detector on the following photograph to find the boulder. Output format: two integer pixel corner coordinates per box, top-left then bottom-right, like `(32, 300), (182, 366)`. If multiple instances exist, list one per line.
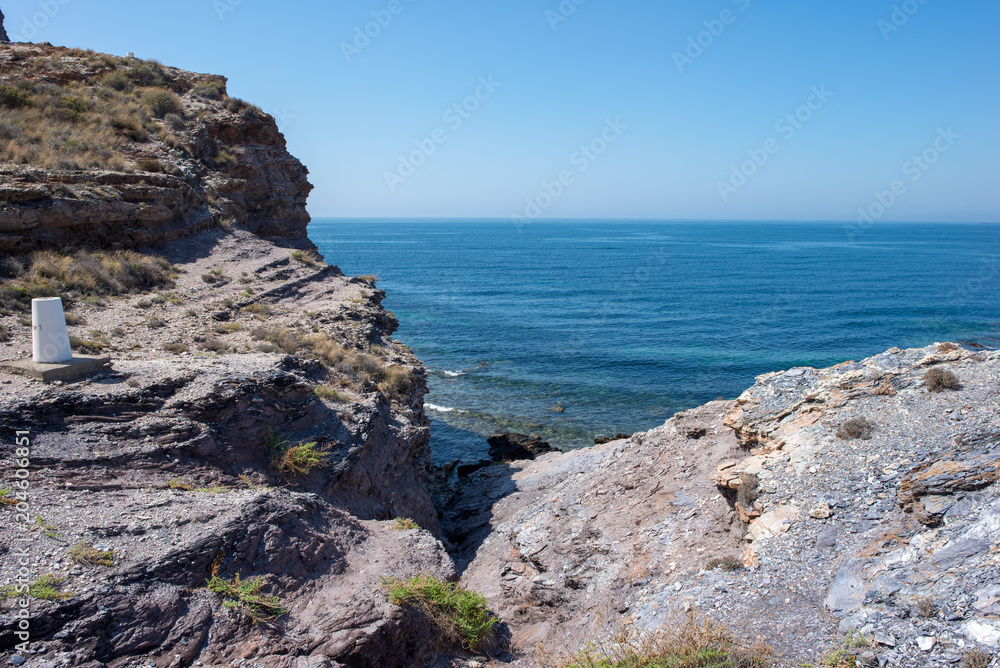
(487, 432), (556, 461)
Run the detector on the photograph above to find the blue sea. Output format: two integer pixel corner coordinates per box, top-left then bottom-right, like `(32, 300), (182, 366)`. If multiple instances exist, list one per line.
(310, 220), (1000, 466)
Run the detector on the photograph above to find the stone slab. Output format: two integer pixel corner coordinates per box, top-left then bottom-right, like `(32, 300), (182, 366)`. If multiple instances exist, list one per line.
(0, 355), (111, 382)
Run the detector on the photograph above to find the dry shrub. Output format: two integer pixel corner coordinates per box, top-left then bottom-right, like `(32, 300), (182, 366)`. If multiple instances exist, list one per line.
(924, 367), (960, 392)
(557, 614), (772, 668)
(963, 650), (991, 668)
(837, 417), (874, 440)
(706, 556), (743, 572)
(737, 472), (759, 508)
(142, 88), (183, 118)
(916, 597), (935, 618)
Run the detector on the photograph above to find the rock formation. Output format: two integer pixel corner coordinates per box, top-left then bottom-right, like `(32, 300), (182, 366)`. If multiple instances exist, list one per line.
(453, 343), (1000, 666)
(0, 8), (9, 43)
(0, 43), (312, 251)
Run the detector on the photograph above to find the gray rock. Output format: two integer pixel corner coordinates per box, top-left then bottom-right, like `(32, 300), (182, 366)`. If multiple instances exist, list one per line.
(0, 7), (8, 42)
(825, 565), (868, 615)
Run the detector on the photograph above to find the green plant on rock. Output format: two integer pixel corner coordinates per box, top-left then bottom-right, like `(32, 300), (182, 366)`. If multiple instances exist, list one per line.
(206, 573), (287, 623)
(69, 540), (115, 567)
(0, 574), (71, 601)
(272, 440), (329, 477)
(558, 613), (771, 668)
(393, 517), (420, 531)
(382, 574), (496, 650)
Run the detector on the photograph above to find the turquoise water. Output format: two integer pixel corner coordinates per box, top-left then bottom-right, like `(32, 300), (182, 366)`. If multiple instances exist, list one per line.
(310, 220), (1000, 465)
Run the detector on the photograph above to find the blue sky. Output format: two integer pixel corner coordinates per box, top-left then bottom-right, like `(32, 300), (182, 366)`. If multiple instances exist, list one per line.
(4, 0), (999, 221)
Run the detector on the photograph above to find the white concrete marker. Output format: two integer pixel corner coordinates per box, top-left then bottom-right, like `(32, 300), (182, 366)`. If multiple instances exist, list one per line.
(32, 297), (73, 364)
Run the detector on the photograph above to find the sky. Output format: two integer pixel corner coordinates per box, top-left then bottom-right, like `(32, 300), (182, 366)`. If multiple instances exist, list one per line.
(2, 0), (999, 222)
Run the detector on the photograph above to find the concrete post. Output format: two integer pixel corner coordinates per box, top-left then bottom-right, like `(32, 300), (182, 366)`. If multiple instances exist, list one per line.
(32, 298), (73, 364)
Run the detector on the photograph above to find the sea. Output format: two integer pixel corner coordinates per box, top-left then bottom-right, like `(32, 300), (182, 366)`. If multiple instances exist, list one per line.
(310, 220), (1000, 467)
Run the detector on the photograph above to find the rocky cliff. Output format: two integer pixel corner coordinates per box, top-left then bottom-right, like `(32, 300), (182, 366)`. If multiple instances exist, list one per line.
(1, 9), (9, 44)
(452, 343), (1000, 667)
(0, 43), (312, 251)
(0, 46), (475, 668)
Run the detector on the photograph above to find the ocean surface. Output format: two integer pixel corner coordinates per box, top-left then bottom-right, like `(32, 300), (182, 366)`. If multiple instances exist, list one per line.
(310, 220), (1000, 466)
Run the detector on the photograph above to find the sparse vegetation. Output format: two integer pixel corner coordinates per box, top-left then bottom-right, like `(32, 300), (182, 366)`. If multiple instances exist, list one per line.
(924, 367), (960, 392)
(0, 250), (175, 315)
(557, 613), (771, 668)
(705, 556), (743, 571)
(383, 574), (496, 650)
(357, 274), (378, 284)
(314, 385), (349, 402)
(836, 417), (874, 441)
(0, 574), (71, 601)
(737, 472), (759, 508)
(963, 649), (992, 668)
(206, 573), (287, 623)
(69, 541), (115, 567)
(916, 597), (935, 618)
(393, 517), (420, 530)
(163, 343), (189, 353)
(271, 440), (329, 477)
(291, 250), (324, 268)
(169, 479), (229, 494)
(0, 488), (18, 506)
(200, 338), (229, 353)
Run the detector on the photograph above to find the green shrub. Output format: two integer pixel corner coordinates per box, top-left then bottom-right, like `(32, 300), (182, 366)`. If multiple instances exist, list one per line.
(383, 574), (496, 650)
(836, 417), (874, 440)
(0, 85), (32, 108)
(924, 367), (960, 392)
(314, 385), (349, 402)
(272, 441), (328, 477)
(101, 71), (132, 91)
(393, 517), (420, 530)
(206, 573), (287, 623)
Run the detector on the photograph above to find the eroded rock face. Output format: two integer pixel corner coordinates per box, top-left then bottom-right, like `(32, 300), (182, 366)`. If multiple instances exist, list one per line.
(0, 43), (314, 251)
(0, 8), (9, 43)
(0, 229), (451, 667)
(457, 344), (1000, 667)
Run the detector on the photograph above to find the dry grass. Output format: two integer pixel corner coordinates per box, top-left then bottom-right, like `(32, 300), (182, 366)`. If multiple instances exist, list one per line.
(836, 417), (874, 440)
(916, 597), (935, 618)
(69, 541), (114, 567)
(250, 326), (412, 401)
(557, 614), (772, 668)
(0, 249), (175, 314)
(924, 367), (960, 392)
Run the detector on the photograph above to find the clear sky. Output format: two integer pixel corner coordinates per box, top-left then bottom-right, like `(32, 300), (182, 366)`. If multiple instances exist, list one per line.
(3, 0), (998, 221)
